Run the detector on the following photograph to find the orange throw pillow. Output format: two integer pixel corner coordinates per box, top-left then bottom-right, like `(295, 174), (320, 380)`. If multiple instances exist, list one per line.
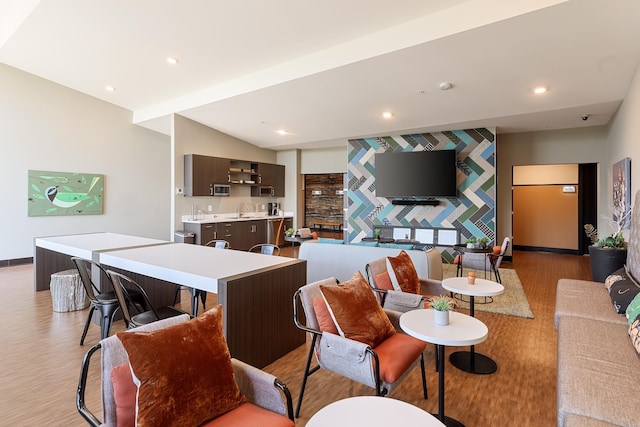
(386, 250), (421, 295)
(375, 270), (394, 291)
(117, 306), (245, 427)
(111, 364), (137, 427)
(313, 297), (339, 334)
(493, 245), (502, 255)
(320, 271), (396, 347)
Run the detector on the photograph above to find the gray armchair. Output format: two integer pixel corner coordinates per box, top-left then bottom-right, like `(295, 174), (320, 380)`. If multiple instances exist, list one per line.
(77, 314), (294, 426)
(292, 277), (427, 418)
(365, 248), (448, 311)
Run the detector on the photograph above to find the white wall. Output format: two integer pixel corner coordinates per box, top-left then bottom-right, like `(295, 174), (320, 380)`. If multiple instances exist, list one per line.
(497, 127), (608, 248)
(606, 62), (640, 239)
(0, 63), (171, 261)
(300, 146), (347, 174)
(172, 115), (277, 232)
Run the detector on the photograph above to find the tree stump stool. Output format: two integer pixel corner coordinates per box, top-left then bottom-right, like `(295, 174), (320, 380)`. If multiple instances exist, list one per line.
(50, 269), (88, 312)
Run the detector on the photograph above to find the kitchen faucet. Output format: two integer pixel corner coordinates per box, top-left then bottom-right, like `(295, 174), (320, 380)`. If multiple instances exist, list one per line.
(237, 201), (252, 218)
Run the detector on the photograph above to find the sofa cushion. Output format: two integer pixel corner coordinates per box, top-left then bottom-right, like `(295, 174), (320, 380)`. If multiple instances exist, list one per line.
(386, 250), (421, 294)
(563, 414), (623, 427)
(320, 271), (396, 347)
(117, 306), (245, 427)
(554, 279), (626, 328)
(317, 237), (344, 244)
(557, 316), (640, 426)
(606, 267), (640, 313)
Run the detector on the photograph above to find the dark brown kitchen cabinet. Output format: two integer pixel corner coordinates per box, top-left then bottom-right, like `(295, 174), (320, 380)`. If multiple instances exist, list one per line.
(219, 222), (238, 249)
(212, 157), (230, 183)
(236, 220), (266, 250)
(183, 222), (216, 245)
(184, 154), (216, 196)
(251, 163), (285, 197)
(184, 155), (231, 196)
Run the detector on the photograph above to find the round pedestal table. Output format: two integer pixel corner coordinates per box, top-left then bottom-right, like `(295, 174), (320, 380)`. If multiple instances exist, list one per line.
(400, 309), (488, 427)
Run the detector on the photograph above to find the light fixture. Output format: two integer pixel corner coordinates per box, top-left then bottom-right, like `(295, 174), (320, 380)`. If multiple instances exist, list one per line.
(382, 112), (393, 119)
(533, 86), (547, 94)
(439, 82), (452, 91)
(105, 85), (116, 92)
(276, 129), (290, 135)
(166, 56), (179, 65)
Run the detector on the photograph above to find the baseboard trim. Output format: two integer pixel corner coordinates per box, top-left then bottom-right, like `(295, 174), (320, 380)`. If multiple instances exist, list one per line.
(0, 257), (34, 268)
(512, 245), (579, 255)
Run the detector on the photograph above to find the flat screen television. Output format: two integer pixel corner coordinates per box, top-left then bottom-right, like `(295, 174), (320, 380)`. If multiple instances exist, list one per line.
(374, 149), (457, 198)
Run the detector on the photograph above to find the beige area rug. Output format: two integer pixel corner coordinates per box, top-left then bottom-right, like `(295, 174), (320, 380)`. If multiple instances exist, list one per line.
(441, 264), (534, 319)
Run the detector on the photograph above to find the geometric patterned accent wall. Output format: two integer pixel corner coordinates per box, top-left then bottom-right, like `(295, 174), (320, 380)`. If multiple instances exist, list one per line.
(347, 128), (496, 261)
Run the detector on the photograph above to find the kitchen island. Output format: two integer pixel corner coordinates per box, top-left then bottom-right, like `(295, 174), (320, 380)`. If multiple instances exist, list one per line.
(34, 233), (306, 367)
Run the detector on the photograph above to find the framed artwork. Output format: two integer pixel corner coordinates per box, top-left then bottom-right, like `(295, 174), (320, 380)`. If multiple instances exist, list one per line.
(28, 170), (104, 216)
(612, 157), (631, 229)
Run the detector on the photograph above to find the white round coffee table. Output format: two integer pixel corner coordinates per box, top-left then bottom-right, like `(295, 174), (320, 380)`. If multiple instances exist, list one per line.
(306, 396), (445, 426)
(442, 277), (504, 374)
(400, 309), (488, 427)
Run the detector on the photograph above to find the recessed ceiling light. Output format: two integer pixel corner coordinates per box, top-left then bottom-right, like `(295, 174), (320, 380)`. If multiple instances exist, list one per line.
(382, 112), (393, 119)
(439, 82), (453, 91)
(105, 85), (116, 92)
(276, 129), (290, 135)
(533, 86), (547, 94)
(166, 56), (179, 65)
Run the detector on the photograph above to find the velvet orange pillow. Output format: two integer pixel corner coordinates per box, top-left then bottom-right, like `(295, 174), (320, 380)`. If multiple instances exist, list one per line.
(386, 250), (421, 295)
(313, 297), (339, 334)
(319, 271), (396, 347)
(492, 245), (502, 255)
(111, 364), (137, 427)
(117, 306), (245, 427)
(375, 270), (394, 291)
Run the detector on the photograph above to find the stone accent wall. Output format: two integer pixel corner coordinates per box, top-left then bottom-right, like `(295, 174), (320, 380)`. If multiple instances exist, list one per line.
(304, 174), (344, 228)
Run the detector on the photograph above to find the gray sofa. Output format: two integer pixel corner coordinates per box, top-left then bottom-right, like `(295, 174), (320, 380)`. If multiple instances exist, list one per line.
(555, 191), (640, 427)
(298, 240), (443, 284)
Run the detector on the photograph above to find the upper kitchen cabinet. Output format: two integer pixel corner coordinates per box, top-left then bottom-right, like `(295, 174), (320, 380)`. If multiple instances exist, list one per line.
(184, 155), (230, 196)
(253, 163), (285, 197)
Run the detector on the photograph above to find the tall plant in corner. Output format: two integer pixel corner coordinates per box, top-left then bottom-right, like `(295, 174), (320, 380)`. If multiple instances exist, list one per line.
(584, 196), (630, 282)
(584, 195), (630, 249)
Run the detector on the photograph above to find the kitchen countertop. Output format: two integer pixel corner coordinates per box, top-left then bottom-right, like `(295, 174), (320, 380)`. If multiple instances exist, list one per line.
(182, 212), (293, 224)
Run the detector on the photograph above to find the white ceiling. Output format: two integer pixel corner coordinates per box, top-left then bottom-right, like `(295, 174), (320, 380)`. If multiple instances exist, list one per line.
(1, 0), (639, 150)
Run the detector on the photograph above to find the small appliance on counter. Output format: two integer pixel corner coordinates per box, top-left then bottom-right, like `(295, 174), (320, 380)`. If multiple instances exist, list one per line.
(268, 202), (280, 216)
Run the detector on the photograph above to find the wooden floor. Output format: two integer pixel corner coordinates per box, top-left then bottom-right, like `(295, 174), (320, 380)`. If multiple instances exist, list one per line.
(0, 246), (591, 426)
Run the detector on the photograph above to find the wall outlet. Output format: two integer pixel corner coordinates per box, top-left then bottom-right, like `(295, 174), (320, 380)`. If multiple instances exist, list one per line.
(176, 187), (184, 195)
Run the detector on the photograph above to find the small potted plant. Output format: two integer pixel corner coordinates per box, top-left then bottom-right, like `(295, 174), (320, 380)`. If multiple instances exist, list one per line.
(285, 227), (295, 237)
(466, 238), (476, 248)
(476, 237), (489, 249)
(374, 228), (381, 241)
(430, 295), (454, 326)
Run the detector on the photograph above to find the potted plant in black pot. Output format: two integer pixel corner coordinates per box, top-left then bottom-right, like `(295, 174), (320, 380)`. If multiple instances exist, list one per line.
(584, 200), (630, 282)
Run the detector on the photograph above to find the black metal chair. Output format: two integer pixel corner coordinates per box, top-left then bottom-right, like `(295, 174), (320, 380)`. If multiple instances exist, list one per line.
(72, 257), (144, 345)
(248, 243), (281, 256)
(171, 239), (230, 316)
(107, 270), (190, 328)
